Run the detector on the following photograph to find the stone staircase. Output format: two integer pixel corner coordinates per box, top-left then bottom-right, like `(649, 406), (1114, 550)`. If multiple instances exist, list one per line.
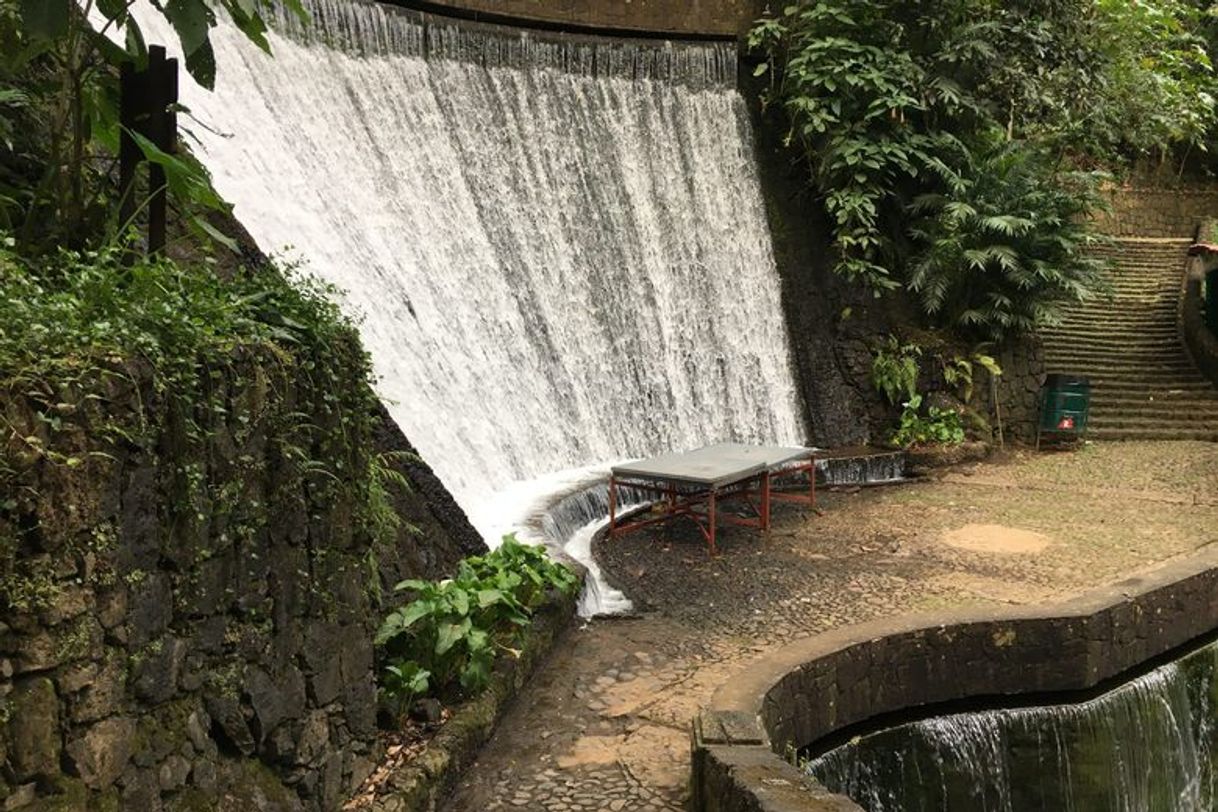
(1040, 237), (1218, 441)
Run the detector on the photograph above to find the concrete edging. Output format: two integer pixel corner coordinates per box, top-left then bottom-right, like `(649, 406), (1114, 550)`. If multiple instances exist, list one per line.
(692, 544), (1218, 812)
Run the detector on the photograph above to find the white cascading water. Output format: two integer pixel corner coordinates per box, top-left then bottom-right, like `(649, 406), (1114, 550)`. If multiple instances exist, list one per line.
(809, 639), (1218, 811)
(138, 0), (804, 612)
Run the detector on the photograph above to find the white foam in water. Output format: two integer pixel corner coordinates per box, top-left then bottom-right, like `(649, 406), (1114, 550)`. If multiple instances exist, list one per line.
(134, 0), (804, 612)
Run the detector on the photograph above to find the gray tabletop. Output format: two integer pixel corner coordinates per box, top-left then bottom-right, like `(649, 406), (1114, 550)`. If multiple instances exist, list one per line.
(610, 443), (814, 489)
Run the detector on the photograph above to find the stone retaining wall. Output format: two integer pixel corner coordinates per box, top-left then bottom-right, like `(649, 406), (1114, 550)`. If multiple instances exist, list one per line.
(692, 545), (1218, 811)
(390, 0), (765, 37)
(1092, 187), (1218, 238)
(0, 350), (482, 811)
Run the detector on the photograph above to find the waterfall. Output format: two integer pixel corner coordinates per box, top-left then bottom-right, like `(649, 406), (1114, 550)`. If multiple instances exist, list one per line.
(138, 0), (804, 611)
(808, 638), (1218, 811)
(147, 3), (802, 514)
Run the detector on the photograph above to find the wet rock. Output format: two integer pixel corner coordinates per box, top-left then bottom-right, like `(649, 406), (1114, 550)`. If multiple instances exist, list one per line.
(66, 716), (135, 789)
(205, 693), (255, 756)
(247, 665), (306, 741)
(6, 677), (60, 781)
(158, 754), (192, 791)
(69, 652), (125, 723)
(302, 624), (342, 706)
(119, 765), (163, 812)
(186, 709), (215, 757)
(410, 698), (444, 726)
(132, 636), (186, 704)
(296, 710), (330, 767)
(127, 573), (172, 649)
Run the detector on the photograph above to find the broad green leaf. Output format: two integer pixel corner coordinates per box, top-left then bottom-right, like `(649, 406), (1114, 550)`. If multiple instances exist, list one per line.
(20, 0), (69, 38)
(164, 0), (213, 56)
(435, 618), (471, 656)
(184, 38), (217, 89)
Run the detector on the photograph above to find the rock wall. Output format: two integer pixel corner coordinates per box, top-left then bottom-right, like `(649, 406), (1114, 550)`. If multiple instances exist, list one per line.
(0, 347), (481, 811)
(980, 337), (1046, 445)
(1091, 186), (1218, 239)
(743, 72), (905, 448)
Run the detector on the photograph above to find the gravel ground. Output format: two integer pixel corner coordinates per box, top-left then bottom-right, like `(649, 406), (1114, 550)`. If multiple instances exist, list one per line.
(440, 442), (1218, 811)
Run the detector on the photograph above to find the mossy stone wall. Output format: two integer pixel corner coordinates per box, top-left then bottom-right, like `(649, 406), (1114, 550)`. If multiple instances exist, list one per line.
(0, 347), (482, 811)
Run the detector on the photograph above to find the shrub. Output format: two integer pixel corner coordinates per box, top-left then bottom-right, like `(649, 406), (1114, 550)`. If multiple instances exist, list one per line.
(907, 139), (1110, 340)
(889, 394), (966, 448)
(871, 336), (922, 406)
(375, 535), (579, 715)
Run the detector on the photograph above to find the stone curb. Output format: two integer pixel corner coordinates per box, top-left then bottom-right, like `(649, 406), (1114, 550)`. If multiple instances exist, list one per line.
(692, 543), (1218, 812)
(370, 587), (579, 811)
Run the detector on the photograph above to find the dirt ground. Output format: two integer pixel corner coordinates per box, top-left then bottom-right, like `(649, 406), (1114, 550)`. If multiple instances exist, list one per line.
(441, 442), (1218, 811)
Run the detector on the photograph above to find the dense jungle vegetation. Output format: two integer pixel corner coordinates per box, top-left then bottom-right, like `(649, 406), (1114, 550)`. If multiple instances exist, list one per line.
(751, 0), (1218, 340)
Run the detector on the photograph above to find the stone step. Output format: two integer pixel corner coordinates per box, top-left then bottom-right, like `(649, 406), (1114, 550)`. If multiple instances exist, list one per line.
(1085, 427), (1218, 442)
(1084, 374), (1210, 387)
(1046, 350), (1195, 363)
(1088, 383), (1218, 397)
(1044, 345), (1188, 358)
(1045, 364), (1200, 377)
(1041, 327), (1180, 340)
(1091, 404), (1218, 423)
(1089, 414), (1218, 430)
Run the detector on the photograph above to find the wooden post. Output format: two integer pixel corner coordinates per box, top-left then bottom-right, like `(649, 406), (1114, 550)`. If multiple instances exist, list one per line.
(118, 44), (179, 258)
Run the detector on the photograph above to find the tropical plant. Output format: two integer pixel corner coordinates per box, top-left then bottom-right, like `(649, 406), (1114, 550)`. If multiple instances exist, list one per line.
(941, 347), (1002, 404)
(375, 535), (579, 715)
(748, 0), (1209, 341)
(906, 139), (1110, 340)
(889, 394), (966, 448)
(870, 336), (922, 405)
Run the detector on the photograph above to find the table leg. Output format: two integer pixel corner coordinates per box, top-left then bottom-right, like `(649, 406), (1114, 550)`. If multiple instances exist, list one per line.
(608, 476), (617, 537)
(708, 489), (717, 557)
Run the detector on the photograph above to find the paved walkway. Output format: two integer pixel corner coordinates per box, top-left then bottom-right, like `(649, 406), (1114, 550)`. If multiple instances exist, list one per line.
(443, 442), (1218, 811)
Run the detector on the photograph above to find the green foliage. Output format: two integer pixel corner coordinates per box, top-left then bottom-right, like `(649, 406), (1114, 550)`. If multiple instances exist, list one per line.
(941, 347), (1002, 404)
(870, 336), (921, 405)
(748, 0), (998, 291)
(907, 139), (1111, 340)
(889, 394), (966, 448)
(1088, 0), (1217, 165)
(0, 0), (307, 252)
(748, 0), (1208, 341)
(376, 534), (579, 715)
(0, 234), (404, 614)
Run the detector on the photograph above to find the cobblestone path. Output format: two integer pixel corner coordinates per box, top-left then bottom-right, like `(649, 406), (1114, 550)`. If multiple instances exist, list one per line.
(444, 442), (1218, 810)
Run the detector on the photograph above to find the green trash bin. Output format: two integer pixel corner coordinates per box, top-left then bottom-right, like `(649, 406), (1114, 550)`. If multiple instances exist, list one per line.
(1037, 374), (1091, 450)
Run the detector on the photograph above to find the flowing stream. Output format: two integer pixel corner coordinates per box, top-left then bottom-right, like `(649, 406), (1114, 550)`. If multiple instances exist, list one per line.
(139, 0), (804, 612)
(808, 638), (1218, 811)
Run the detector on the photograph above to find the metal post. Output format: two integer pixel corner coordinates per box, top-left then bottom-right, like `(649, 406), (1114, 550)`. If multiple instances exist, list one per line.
(761, 471), (770, 532)
(707, 489), (717, 557)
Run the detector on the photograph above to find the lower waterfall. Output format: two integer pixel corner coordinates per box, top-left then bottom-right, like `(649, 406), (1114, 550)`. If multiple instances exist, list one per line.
(808, 637), (1218, 811)
(140, 0), (804, 611)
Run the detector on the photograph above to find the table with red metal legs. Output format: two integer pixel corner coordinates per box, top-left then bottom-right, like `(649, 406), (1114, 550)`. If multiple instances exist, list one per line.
(607, 444), (817, 556)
